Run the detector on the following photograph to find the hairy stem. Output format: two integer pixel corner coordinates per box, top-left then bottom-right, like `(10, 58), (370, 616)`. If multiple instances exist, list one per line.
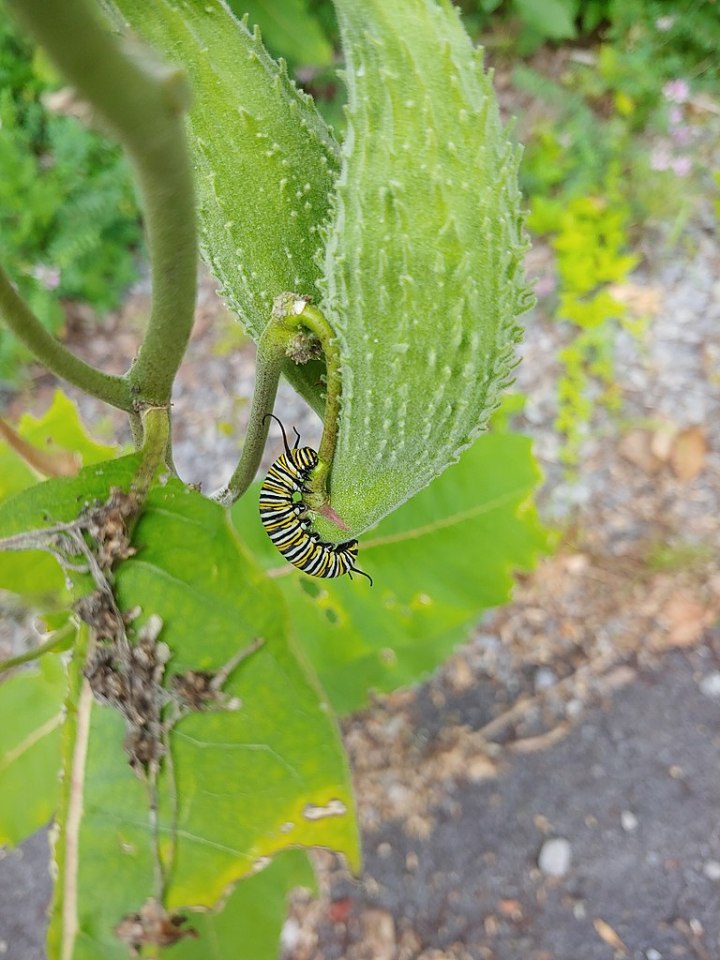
(215, 294), (344, 506)
(0, 266), (133, 411)
(215, 294), (344, 508)
(7, 0), (197, 409)
(133, 406), (171, 499)
(214, 327), (288, 506)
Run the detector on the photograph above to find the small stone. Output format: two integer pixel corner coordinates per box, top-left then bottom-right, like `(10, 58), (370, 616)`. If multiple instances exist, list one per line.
(538, 837), (572, 877)
(702, 860), (720, 881)
(621, 810), (639, 833)
(534, 667), (557, 691)
(645, 949), (662, 960)
(360, 909), (396, 960)
(699, 673), (720, 699)
(566, 699), (583, 718)
(280, 918), (301, 952)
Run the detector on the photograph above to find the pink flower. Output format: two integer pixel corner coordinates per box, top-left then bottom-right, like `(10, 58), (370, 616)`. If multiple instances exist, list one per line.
(671, 123), (692, 146)
(663, 79), (690, 104)
(32, 265), (61, 290)
(671, 156), (692, 177)
(650, 147), (671, 172)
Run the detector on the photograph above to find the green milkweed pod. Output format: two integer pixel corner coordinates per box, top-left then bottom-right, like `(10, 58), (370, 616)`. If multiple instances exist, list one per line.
(315, 0), (534, 538)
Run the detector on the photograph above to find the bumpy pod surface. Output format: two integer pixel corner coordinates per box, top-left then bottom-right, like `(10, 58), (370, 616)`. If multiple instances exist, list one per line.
(317, 0), (534, 538)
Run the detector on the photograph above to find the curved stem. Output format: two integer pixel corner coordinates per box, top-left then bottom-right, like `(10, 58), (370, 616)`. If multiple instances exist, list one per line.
(0, 266), (133, 412)
(214, 326), (287, 505)
(214, 294), (344, 508)
(8, 0), (197, 409)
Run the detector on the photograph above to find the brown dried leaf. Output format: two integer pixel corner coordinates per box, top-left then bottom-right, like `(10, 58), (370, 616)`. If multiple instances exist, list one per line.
(618, 429), (662, 474)
(649, 421), (678, 462)
(593, 917), (628, 953)
(660, 591), (715, 649)
(669, 426), (708, 481)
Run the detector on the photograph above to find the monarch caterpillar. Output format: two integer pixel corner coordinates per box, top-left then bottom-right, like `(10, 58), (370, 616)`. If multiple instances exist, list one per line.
(259, 415), (373, 585)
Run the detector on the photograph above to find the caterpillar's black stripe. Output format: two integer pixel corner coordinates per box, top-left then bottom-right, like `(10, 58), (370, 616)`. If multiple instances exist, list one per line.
(259, 415), (372, 584)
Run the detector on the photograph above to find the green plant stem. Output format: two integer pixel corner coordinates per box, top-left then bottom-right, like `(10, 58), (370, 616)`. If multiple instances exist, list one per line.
(133, 406), (171, 499)
(216, 294), (344, 507)
(215, 327), (287, 506)
(0, 265), (133, 411)
(0, 624), (74, 676)
(7, 0), (197, 409)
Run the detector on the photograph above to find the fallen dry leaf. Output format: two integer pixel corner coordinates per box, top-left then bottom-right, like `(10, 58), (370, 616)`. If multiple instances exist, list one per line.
(660, 591), (715, 649)
(669, 426), (708, 481)
(497, 898), (523, 920)
(618, 429), (662, 474)
(650, 421), (679, 462)
(593, 917), (628, 953)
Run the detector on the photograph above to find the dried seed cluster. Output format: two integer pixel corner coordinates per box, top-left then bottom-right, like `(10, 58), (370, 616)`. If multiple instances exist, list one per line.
(114, 898), (198, 956)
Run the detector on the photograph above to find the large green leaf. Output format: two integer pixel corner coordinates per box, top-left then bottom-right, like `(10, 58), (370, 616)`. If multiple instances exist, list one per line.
(513, 0), (577, 40)
(103, 0), (339, 412)
(233, 432), (547, 712)
(314, 0), (534, 539)
(0, 653), (67, 846)
(0, 462), (360, 959)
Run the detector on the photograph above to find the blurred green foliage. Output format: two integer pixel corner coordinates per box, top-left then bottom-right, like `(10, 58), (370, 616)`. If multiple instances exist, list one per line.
(503, 2), (719, 462)
(0, 0), (141, 384)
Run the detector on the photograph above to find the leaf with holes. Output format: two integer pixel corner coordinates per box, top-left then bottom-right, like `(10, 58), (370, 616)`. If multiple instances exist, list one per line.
(31, 475), (358, 960)
(233, 432), (548, 712)
(0, 654), (67, 846)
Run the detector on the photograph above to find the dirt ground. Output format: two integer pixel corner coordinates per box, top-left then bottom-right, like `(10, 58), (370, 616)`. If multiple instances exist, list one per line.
(1, 62), (720, 960)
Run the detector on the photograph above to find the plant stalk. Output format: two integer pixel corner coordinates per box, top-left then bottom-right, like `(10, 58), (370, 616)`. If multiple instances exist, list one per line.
(0, 266), (133, 411)
(215, 295), (344, 512)
(7, 0), (198, 409)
